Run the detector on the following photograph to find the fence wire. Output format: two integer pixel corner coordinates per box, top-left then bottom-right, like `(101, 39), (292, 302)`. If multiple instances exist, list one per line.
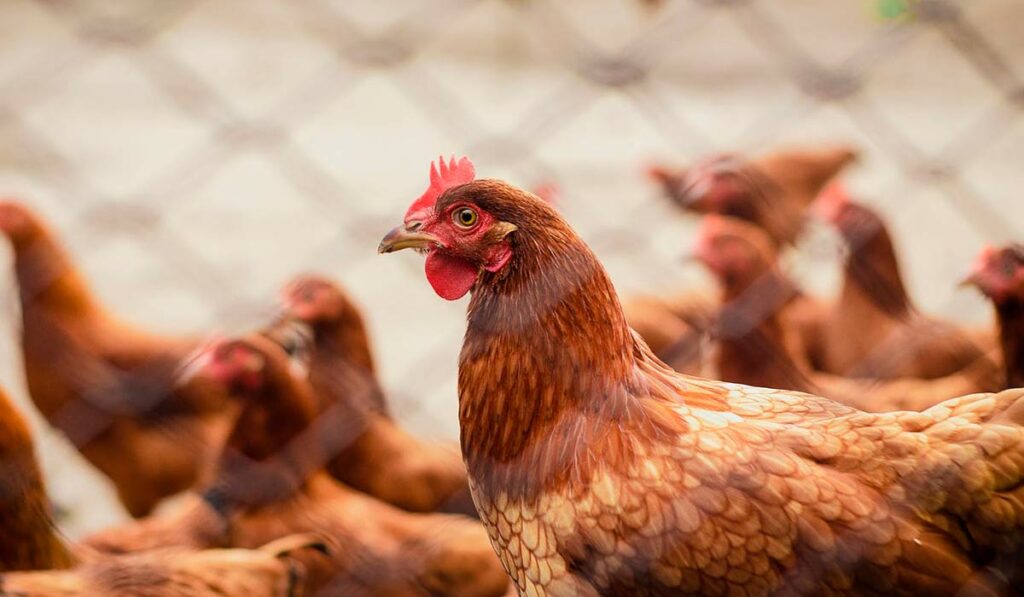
(0, 0), (1021, 549)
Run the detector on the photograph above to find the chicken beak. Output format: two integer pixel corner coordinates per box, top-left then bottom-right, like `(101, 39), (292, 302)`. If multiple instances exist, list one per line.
(958, 271), (982, 289)
(377, 224), (441, 254)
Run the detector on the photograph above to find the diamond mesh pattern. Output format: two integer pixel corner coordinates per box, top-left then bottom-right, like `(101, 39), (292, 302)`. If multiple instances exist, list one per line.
(0, 0), (1021, 537)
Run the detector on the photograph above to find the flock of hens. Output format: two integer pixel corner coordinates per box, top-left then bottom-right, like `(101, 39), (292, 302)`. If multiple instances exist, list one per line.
(0, 143), (1022, 597)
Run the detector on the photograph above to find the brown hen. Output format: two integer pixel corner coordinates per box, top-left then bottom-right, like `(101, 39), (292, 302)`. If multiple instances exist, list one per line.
(814, 186), (995, 381)
(87, 334), (509, 597)
(0, 386), (76, 572)
(965, 244), (1024, 389)
(648, 143), (858, 245)
(696, 216), (1003, 413)
(0, 382), (315, 597)
(0, 534), (327, 597)
(261, 274), (475, 515)
(0, 201), (235, 517)
(380, 157), (1024, 595)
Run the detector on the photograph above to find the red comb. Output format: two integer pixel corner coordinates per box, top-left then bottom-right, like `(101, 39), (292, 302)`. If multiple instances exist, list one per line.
(694, 214), (724, 248)
(531, 182), (561, 206)
(404, 156), (476, 223)
(975, 244), (999, 266)
(814, 181), (849, 222)
(644, 164), (674, 183)
(818, 181), (849, 207)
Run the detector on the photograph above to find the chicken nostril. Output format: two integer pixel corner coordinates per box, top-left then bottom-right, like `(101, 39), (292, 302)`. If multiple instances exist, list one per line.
(406, 221), (423, 232)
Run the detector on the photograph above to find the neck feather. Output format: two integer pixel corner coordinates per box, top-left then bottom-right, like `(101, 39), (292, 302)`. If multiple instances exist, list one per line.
(996, 298), (1024, 388)
(312, 318), (388, 417)
(716, 269), (816, 392)
(457, 216), (708, 499)
(839, 218), (912, 318)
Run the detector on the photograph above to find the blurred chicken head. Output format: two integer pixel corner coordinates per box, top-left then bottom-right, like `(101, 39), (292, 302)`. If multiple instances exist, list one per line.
(647, 154), (748, 213)
(379, 156), (518, 301)
(965, 244), (1024, 304)
(200, 337), (274, 395)
(279, 275), (352, 325)
(0, 201), (42, 246)
(693, 215), (778, 292)
(813, 184), (887, 248)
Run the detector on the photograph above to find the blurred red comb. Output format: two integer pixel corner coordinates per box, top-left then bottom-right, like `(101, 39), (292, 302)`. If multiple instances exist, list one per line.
(814, 181), (849, 222)
(975, 244), (999, 267)
(694, 214), (725, 247)
(644, 164), (674, 184)
(404, 155), (476, 223)
(531, 182), (561, 206)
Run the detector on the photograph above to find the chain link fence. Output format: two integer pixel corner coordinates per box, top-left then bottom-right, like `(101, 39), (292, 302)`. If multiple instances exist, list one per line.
(0, 0), (1021, 538)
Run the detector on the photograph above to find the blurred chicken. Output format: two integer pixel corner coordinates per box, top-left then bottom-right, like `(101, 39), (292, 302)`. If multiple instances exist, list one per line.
(88, 334), (509, 597)
(261, 275), (475, 515)
(622, 293), (713, 375)
(631, 144), (852, 368)
(696, 215), (1003, 412)
(693, 216), (820, 388)
(966, 244), (1024, 389)
(680, 216), (827, 379)
(814, 185), (994, 380)
(380, 157), (1024, 594)
(0, 200), (235, 517)
(0, 386), (76, 572)
(648, 143), (858, 245)
(0, 381), (317, 597)
(0, 534), (327, 597)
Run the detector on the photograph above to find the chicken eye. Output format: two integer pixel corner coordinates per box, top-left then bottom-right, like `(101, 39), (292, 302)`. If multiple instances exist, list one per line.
(453, 207), (479, 229)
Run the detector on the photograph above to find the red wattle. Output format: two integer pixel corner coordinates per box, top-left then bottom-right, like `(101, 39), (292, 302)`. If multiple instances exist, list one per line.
(425, 251), (479, 301)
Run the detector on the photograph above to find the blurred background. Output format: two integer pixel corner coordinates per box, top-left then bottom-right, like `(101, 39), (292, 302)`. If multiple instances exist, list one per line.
(0, 0), (1021, 537)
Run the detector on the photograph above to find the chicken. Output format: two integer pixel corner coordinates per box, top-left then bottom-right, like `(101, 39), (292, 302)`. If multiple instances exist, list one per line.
(261, 274), (475, 515)
(647, 143), (858, 245)
(87, 334), (510, 597)
(0, 385), (76, 572)
(692, 216), (821, 389)
(379, 156), (1024, 595)
(631, 144), (850, 368)
(0, 534), (328, 597)
(0, 200), (235, 517)
(621, 294), (713, 375)
(814, 185), (994, 380)
(0, 380), (317, 597)
(695, 215), (1003, 412)
(965, 244), (1024, 389)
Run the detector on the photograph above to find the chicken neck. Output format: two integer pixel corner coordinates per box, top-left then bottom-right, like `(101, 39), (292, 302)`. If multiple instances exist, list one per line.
(995, 297), (1024, 389)
(10, 225), (97, 319)
(458, 211), (687, 500)
(837, 210), (912, 320)
(715, 269), (817, 393)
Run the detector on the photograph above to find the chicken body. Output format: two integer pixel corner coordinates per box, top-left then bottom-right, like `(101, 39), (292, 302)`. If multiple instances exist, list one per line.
(261, 275), (474, 515)
(0, 378), (317, 596)
(0, 386), (76, 572)
(381, 170), (1024, 595)
(0, 535), (326, 597)
(699, 216), (1003, 412)
(815, 192), (992, 381)
(0, 202), (234, 516)
(86, 335), (509, 597)
(636, 144), (849, 369)
(967, 245), (1024, 390)
(622, 293), (715, 375)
